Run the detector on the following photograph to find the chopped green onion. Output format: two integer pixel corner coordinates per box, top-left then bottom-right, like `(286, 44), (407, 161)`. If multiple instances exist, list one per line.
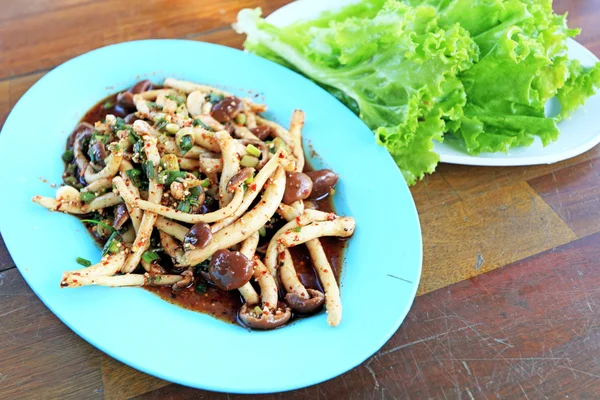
(246, 175), (254, 184)
(176, 199), (192, 213)
(81, 219), (116, 234)
(102, 231), (122, 256)
(189, 186), (202, 197)
(126, 169), (143, 187)
(146, 101), (163, 110)
(235, 113), (247, 125)
(246, 144), (261, 157)
(201, 179), (210, 188)
(80, 191), (96, 203)
(165, 123), (180, 135)
(142, 251), (160, 263)
(258, 226), (267, 237)
(292, 227), (302, 233)
(154, 118), (168, 131)
(253, 306), (263, 315)
(128, 130), (140, 144)
(144, 160), (155, 180)
(208, 93), (224, 104)
(165, 93), (185, 104)
(195, 283), (208, 294)
(178, 135), (194, 154)
(62, 150), (74, 163)
(76, 257), (92, 267)
(193, 260), (211, 275)
(190, 170), (200, 178)
(66, 163), (77, 174)
(240, 155), (259, 168)
(103, 100), (113, 109)
(160, 154), (180, 171)
(272, 137), (290, 153)
(158, 170), (187, 186)
(192, 119), (214, 131)
(64, 176), (80, 188)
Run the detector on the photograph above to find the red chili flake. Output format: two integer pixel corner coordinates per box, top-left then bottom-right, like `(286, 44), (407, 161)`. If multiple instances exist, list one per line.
(278, 153), (284, 158)
(102, 261), (109, 266)
(327, 213), (336, 221)
(249, 184), (257, 191)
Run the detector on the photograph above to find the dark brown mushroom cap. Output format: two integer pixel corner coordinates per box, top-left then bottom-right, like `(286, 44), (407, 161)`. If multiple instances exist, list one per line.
(238, 303), (292, 330)
(113, 203), (130, 230)
(116, 91), (135, 110)
(211, 97), (244, 123)
(90, 142), (107, 167)
(67, 122), (94, 148)
(305, 169), (339, 199)
(283, 172), (313, 204)
(130, 80), (153, 94)
(285, 289), (325, 314)
(227, 168), (255, 192)
(208, 249), (253, 291)
(250, 125), (272, 140)
(184, 222), (213, 249)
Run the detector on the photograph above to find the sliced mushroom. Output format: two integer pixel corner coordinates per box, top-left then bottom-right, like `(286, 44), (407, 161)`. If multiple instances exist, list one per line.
(208, 249), (253, 291)
(226, 167), (255, 192)
(238, 303), (292, 330)
(116, 91), (135, 110)
(90, 142), (108, 167)
(306, 170), (339, 199)
(113, 203), (130, 230)
(285, 288), (325, 314)
(283, 172), (313, 204)
(184, 222), (213, 250)
(130, 80), (153, 94)
(174, 269), (194, 289)
(67, 122), (94, 148)
(211, 97), (243, 123)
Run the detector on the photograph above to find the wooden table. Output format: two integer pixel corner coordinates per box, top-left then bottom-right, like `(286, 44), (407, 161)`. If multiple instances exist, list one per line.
(1, 1), (600, 398)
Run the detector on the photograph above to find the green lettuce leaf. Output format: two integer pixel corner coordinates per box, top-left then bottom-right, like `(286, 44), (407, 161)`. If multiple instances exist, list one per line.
(235, 1), (478, 184)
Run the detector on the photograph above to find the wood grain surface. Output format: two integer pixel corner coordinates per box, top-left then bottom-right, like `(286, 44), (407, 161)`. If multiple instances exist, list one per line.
(1, 0), (600, 398)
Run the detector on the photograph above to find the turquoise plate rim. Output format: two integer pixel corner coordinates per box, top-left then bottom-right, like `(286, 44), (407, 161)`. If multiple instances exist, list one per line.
(0, 39), (422, 394)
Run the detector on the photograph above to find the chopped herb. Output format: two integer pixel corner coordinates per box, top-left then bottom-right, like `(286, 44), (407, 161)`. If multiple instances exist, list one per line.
(80, 191), (96, 203)
(154, 118), (168, 132)
(102, 231), (122, 256)
(146, 101), (163, 110)
(246, 144), (261, 157)
(81, 219), (116, 234)
(235, 113), (247, 125)
(240, 155), (259, 168)
(253, 306), (263, 315)
(194, 283), (208, 294)
(76, 257), (92, 267)
(201, 179), (210, 188)
(192, 119), (214, 131)
(189, 186), (202, 197)
(64, 176), (81, 188)
(144, 160), (155, 180)
(165, 93), (185, 105)
(103, 100), (113, 109)
(176, 199), (192, 213)
(258, 226), (267, 237)
(165, 123), (180, 135)
(128, 129), (141, 144)
(126, 168), (143, 187)
(292, 227), (302, 233)
(193, 260), (211, 275)
(62, 150), (74, 163)
(142, 251), (160, 263)
(208, 93), (224, 104)
(66, 163), (77, 174)
(178, 135), (193, 154)
(160, 154), (179, 171)
(158, 170), (187, 186)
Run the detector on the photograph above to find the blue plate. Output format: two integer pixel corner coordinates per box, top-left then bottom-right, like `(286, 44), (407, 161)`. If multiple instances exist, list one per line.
(0, 40), (422, 393)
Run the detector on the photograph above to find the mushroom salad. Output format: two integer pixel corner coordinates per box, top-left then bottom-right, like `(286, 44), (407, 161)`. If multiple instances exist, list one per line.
(33, 78), (356, 330)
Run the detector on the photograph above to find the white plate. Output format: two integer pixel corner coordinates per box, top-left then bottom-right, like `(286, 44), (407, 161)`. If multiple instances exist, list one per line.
(267, 0), (600, 166)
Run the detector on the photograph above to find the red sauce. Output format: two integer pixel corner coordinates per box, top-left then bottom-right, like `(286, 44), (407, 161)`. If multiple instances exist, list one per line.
(71, 89), (347, 326)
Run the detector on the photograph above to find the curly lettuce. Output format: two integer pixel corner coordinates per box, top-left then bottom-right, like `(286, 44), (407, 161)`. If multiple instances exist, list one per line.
(235, 0), (600, 183)
(235, 1), (477, 184)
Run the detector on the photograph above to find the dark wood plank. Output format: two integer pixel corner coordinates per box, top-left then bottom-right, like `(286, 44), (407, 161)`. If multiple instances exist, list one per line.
(0, 234), (15, 271)
(0, 268), (104, 399)
(528, 156), (600, 238)
(134, 231), (600, 399)
(0, 0), (292, 79)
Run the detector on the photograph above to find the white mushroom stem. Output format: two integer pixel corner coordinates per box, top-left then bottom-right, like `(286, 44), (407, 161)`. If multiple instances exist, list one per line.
(186, 90), (206, 117)
(61, 273), (183, 288)
(233, 125), (260, 140)
(178, 158), (200, 171)
(159, 231), (185, 264)
(84, 153), (123, 183)
(32, 190), (122, 214)
(280, 218), (356, 247)
(210, 149), (287, 233)
(305, 240), (342, 327)
(237, 232), (260, 305)
(264, 209), (333, 277)
(61, 252), (127, 282)
(80, 192), (123, 213)
(216, 130), (240, 208)
(155, 217), (188, 241)
(113, 176), (244, 224)
(254, 258), (278, 311)
(289, 110), (305, 172)
(158, 140), (210, 159)
(121, 136), (163, 273)
(182, 166), (286, 266)
(279, 247), (309, 298)
(81, 178), (112, 193)
(119, 160), (143, 232)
